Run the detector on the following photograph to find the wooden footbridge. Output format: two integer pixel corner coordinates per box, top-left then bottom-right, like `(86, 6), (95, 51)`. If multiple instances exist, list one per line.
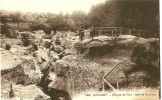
(92, 27), (158, 38)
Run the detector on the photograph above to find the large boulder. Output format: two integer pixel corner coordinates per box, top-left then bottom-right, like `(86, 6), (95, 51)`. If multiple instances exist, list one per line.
(53, 45), (64, 54)
(48, 75), (68, 91)
(48, 56), (103, 96)
(42, 34), (52, 39)
(1, 80), (50, 100)
(41, 39), (52, 48)
(1, 50), (17, 70)
(1, 59), (42, 85)
(36, 49), (50, 63)
(49, 51), (59, 61)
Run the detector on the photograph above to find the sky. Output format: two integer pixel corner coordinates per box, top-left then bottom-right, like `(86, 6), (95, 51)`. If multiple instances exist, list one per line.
(0, 0), (106, 14)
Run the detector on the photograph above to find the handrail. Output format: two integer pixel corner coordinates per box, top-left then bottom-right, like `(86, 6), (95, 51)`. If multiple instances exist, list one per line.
(102, 62), (120, 92)
(103, 63), (119, 78)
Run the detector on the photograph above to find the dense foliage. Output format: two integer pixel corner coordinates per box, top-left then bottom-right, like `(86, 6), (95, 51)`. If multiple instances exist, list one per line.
(88, 0), (159, 32)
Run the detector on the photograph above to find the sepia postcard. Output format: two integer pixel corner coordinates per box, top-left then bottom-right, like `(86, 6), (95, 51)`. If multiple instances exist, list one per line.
(0, 0), (160, 100)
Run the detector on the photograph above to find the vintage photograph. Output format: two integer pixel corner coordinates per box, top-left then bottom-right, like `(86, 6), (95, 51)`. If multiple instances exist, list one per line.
(0, 0), (160, 100)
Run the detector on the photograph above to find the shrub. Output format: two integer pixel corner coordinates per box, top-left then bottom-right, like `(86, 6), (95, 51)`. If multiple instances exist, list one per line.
(5, 43), (11, 50)
(21, 33), (31, 46)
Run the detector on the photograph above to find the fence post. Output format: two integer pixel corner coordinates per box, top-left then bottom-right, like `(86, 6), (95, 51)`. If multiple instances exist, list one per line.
(99, 30), (100, 36)
(112, 30), (113, 37)
(129, 29), (131, 35)
(115, 28), (116, 36)
(120, 28), (122, 35)
(101, 27), (102, 36)
(117, 81), (119, 91)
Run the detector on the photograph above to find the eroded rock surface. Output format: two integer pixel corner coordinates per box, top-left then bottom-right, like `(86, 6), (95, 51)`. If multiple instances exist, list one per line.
(1, 59), (42, 85)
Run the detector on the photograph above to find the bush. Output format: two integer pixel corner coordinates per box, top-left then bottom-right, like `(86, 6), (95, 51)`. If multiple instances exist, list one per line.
(5, 43), (11, 50)
(30, 22), (51, 34)
(1, 24), (10, 35)
(21, 33), (31, 46)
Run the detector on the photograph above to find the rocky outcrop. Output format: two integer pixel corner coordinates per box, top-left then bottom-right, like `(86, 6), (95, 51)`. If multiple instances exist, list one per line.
(1, 59), (42, 85)
(36, 49), (50, 63)
(48, 56), (104, 96)
(1, 81), (50, 100)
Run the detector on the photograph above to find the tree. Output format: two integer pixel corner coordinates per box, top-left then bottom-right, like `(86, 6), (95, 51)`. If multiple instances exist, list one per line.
(46, 13), (69, 31)
(1, 14), (10, 35)
(88, 0), (159, 34)
(10, 12), (22, 30)
(69, 10), (90, 31)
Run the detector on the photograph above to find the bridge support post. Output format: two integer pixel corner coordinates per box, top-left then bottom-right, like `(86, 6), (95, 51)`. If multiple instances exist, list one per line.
(99, 31), (101, 36)
(112, 30), (113, 37)
(101, 27), (102, 36)
(120, 28), (122, 35)
(115, 28), (116, 36)
(129, 30), (131, 35)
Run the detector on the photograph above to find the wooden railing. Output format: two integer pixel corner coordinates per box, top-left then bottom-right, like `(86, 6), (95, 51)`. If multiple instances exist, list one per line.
(102, 62), (125, 92)
(92, 27), (157, 38)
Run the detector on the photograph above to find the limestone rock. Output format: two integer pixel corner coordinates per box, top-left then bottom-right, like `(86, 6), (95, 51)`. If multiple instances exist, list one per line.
(48, 75), (67, 92)
(1, 81), (50, 100)
(1, 59), (42, 85)
(53, 45), (64, 53)
(36, 49), (50, 63)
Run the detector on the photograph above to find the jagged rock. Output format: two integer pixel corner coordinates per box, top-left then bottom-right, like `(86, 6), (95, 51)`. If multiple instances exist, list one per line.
(1, 50), (16, 70)
(49, 57), (103, 95)
(42, 34), (52, 39)
(53, 45), (64, 53)
(1, 80), (50, 100)
(36, 49), (50, 63)
(39, 61), (49, 72)
(49, 51), (59, 61)
(42, 39), (52, 48)
(1, 59), (42, 85)
(54, 60), (69, 76)
(44, 41), (52, 49)
(48, 75), (67, 92)
(59, 49), (71, 59)
(51, 32), (66, 46)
